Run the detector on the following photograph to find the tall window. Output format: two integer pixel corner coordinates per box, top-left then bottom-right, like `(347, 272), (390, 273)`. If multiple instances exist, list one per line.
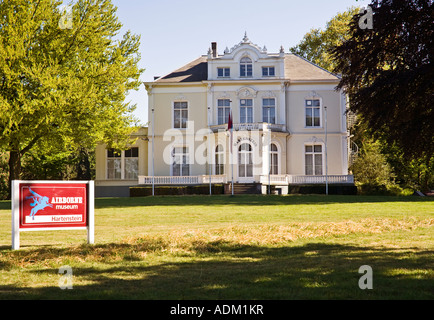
(107, 148), (138, 180)
(172, 147), (189, 176)
(305, 144), (323, 175)
(174, 101), (188, 128)
(124, 148), (139, 180)
(107, 149), (121, 179)
(240, 99), (253, 123)
(270, 143), (278, 175)
(262, 98), (276, 124)
(305, 99), (321, 127)
(217, 99), (231, 125)
(240, 57), (252, 77)
(215, 145), (224, 175)
(238, 143), (253, 178)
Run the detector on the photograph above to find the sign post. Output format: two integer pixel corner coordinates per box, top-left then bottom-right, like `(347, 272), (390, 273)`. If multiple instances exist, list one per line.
(11, 180), (94, 250)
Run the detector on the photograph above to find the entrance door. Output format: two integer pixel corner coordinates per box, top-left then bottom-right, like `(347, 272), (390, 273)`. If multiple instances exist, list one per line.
(238, 143), (254, 182)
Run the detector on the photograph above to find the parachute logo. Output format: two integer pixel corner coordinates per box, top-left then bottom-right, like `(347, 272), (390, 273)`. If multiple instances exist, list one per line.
(25, 188), (53, 220)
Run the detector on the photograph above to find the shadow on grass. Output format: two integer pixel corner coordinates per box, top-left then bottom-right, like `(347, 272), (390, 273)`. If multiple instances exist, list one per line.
(94, 194), (434, 209)
(1, 241), (433, 300)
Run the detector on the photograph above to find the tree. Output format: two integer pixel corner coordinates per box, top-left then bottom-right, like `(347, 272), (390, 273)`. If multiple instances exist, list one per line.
(0, 0), (143, 193)
(332, 0), (434, 162)
(289, 7), (360, 72)
(351, 139), (395, 185)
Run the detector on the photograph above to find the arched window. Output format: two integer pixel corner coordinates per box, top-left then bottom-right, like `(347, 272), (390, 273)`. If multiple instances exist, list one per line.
(240, 57), (252, 77)
(215, 145), (224, 175)
(238, 143), (253, 178)
(270, 144), (278, 175)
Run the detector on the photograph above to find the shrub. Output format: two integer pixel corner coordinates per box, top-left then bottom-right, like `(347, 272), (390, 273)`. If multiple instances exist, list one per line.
(130, 185), (225, 197)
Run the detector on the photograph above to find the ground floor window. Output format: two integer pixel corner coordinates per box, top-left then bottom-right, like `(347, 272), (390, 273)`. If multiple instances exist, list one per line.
(172, 147), (190, 176)
(305, 144), (323, 175)
(124, 148), (139, 180)
(107, 147), (138, 179)
(270, 143), (278, 174)
(215, 144), (224, 175)
(238, 143), (253, 178)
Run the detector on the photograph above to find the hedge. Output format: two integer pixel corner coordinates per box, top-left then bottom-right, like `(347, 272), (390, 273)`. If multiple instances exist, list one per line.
(130, 184), (225, 197)
(288, 184), (358, 195)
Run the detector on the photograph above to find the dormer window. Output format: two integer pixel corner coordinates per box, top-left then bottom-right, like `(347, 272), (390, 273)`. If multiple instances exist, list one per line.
(262, 66), (275, 77)
(217, 67), (230, 77)
(240, 57), (252, 77)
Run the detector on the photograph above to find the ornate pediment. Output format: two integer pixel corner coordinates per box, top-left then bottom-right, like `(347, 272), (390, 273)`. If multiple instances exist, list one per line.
(236, 87), (258, 98)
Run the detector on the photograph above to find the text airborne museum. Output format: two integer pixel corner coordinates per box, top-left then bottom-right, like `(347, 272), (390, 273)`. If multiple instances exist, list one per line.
(95, 35), (354, 197)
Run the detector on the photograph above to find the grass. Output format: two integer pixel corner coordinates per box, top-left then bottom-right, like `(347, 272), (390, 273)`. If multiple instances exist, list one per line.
(0, 194), (433, 299)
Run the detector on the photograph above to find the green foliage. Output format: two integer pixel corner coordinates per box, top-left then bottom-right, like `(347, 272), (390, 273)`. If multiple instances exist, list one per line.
(351, 141), (394, 186)
(350, 140), (404, 195)
(289, 7), (360, 72)
(381, 142), (434, 191)
(20, 146), (95, 181)
(332, 0), (434, 161)
(0, 0), (144, 186)
(0, 151), (8, 199)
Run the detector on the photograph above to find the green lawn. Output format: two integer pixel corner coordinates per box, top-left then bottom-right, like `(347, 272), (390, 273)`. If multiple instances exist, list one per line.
(0, 194), (433, 299)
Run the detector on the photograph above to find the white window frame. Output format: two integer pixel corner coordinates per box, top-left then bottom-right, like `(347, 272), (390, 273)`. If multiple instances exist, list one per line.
(269, 143), (279, 175)
(215, 144), (225, 175)
(173, 101), (188, 129)
(107, 149), (122, 180)
(238, 143), (253, 178)
(124, 147), (139, 180)
(217, 99), (231, 125)
(106, 148), (139, 180)
(305, 98), (322, 128)
(217, 67), (230, 78)
(240, 98), (253, 123)
(304, 143), (324, 176)
(262, 98), (276, 124)
(262, 66), (275, 77)
(171, 146), (190, 176)
(240, 56), (253, 77)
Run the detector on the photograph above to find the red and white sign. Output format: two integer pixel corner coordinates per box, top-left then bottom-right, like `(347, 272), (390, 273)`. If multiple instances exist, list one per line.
(19, 183), (88, 229)
(12, 180), (94, 250)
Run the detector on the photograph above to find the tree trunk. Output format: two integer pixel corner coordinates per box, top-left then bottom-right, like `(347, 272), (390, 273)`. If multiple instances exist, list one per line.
(8, 150), (22, 199)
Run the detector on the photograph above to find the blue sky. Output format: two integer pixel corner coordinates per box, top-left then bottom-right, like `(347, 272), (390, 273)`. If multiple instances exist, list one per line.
(111, 0), (370, 125)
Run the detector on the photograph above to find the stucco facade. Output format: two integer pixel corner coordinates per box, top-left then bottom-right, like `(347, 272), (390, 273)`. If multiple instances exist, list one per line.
(96, 34), (353, 196)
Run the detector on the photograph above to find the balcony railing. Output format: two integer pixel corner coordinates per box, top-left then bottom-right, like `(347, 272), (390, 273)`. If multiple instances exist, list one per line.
(138, 175), (227, 185)
(210, 122), (286, 133)
(287, 175), (354, 185)
(138, 174), (353, 185)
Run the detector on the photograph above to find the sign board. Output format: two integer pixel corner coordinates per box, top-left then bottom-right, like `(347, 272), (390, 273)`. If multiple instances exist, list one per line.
(11, 180), (94, 250)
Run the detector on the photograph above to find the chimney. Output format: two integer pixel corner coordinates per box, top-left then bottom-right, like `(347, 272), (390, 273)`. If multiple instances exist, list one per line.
(211, 42), (217, 58)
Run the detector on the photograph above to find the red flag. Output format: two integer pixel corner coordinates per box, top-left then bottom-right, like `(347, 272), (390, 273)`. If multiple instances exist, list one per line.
(228, 110), (233, 155)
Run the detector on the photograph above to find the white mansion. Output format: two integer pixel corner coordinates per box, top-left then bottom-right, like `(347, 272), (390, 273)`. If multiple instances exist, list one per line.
(95, 34), (354, 196)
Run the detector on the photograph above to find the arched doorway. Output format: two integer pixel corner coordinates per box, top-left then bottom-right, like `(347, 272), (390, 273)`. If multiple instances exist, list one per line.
(238, 143), (253, 182)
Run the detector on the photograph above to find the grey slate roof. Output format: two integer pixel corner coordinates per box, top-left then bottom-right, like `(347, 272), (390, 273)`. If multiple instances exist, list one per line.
(155, 56), (208, 83)
(154, 54), (338, 83)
